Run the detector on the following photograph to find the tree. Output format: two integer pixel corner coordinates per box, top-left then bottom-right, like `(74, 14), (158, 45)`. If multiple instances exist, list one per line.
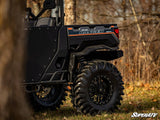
(0, 0), (30, 120)
(65, 0), (76, 25)
(26, 0), (51, 17)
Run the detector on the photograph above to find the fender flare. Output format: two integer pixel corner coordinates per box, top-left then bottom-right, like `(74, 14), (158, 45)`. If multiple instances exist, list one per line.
(73, 45), (118, 56)
(69, 45), (123, 82)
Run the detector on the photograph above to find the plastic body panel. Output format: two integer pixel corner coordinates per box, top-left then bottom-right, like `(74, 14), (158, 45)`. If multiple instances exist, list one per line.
(25, 27), (58, 82)
(66, 24), (119, 51)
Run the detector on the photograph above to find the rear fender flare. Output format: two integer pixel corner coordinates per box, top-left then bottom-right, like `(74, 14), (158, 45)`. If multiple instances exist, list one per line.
(69, 45), (123, 82)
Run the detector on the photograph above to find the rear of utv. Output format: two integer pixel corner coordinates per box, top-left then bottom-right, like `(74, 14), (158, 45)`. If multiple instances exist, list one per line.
(24, 0), (124, 115)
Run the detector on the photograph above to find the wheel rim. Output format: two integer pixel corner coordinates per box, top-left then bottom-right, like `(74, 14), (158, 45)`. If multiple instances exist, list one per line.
(88, 74), (113, 105)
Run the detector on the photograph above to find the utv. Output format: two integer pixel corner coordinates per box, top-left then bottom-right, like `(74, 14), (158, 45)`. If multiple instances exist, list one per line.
(24, 0), (124, 115)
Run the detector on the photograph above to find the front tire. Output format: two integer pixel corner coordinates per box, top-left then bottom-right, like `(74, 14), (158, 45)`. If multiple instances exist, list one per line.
(28, 85), (67, 111)
(73, 60), (124, 115)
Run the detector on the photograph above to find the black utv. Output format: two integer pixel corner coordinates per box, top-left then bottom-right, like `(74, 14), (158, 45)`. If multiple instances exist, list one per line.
(24, 0), (124, 115)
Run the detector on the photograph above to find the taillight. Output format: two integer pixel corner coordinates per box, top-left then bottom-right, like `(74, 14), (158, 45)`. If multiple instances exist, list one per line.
(114, 29), (119, 38)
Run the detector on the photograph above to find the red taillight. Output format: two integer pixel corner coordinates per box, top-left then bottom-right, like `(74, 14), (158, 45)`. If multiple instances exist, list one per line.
(114, 29), (119, 38)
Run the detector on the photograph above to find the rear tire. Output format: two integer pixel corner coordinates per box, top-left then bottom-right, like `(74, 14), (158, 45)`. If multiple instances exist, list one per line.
(73, 60), (124, 115)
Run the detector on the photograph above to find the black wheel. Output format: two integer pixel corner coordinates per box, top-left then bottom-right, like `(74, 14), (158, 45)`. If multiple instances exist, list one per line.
(28, 85), (67, 111)
(73, 60), (124, 115)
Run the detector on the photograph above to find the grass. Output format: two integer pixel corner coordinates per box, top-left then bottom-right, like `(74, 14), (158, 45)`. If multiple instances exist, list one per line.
(32, 81), (160, 120)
